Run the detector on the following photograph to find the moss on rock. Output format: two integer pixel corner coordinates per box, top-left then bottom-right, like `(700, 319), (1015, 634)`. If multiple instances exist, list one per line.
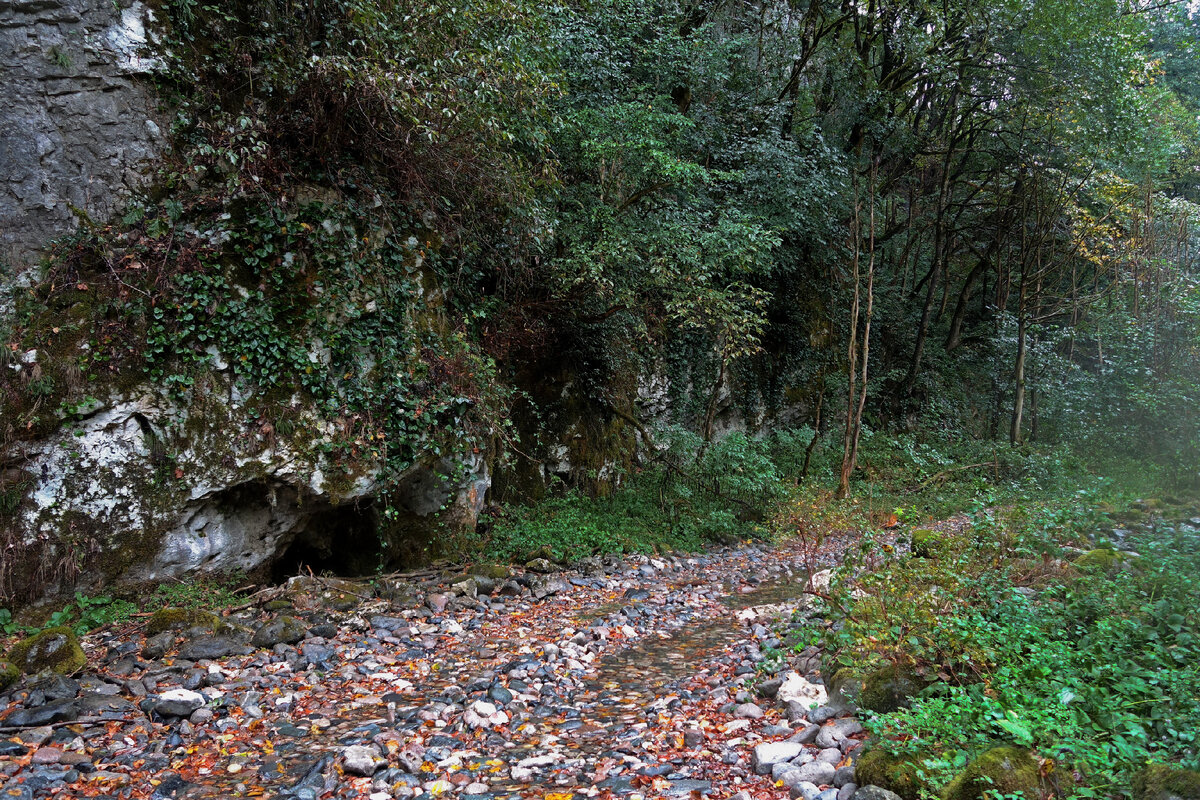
(911, 528), (954, 559)
(0, 660), (19, 690)
(145, 607), (221, 636)
(478, 564), (513, 580)
(941, 746), (1041, 800)
(856, 748), (934, 800)
(1132, 764), (1200, 800)
(6, 626), (86, 675)
(859, 663), (928, 712)
(1073, 548), (1138, 574)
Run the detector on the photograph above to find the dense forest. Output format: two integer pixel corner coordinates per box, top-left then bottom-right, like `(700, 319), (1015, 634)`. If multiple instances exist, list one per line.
(6, 0), (1200, 500)
(2, 1), (1200, 798)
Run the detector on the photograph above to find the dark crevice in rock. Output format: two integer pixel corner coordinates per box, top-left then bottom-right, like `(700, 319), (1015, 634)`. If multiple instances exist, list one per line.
(269, 499), (385, 581)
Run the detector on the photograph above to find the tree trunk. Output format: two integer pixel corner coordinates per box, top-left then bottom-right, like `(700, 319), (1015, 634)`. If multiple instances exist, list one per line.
(1010, 291), (1027, 446)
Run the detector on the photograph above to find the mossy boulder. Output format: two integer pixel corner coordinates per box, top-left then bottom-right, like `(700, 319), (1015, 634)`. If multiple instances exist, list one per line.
(477, 564), (513, 581)
(859, 663), (928, 713)
(1073, 548), (1138, 574)
(941, 746), (1042, 800)
(145, 607), (221, 636)
(6, 626), (86, 676)
(827, 667), (864, 708)
(911, 529), (953, 559)
(856, 748), (935, 800)
(1132, 764), (1200, 800)
(0, 660), (19, 690)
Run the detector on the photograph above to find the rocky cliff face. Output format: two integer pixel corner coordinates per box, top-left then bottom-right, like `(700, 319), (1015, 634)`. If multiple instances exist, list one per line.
(0, 0), (164, 269)
(4, 366), (491, 603)
(0, 0), (501, 605)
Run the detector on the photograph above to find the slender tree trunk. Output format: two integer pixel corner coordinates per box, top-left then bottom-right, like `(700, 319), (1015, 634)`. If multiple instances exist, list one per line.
(1010, 305), (1026, 446)
(838, 165), (876, 498)
(902, 148), (953, 396)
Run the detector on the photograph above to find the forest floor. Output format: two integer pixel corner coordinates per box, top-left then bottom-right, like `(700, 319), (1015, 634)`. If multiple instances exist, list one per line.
(0, 522), (901, 800)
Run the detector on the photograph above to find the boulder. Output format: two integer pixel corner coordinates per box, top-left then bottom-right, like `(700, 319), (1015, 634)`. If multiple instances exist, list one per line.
(6, 627), (85, 676)
(858, 664), (927, 713)
(251, 616), (307, 648)
(941, 746), (1044, 800)
(910, 529), (954, 559)
(854, 749), (933, 800)
(1073, 548), (1138, 574)
(0, 661), (19, 690)
(146, 608), (221, 636)
(754, 742), (805, 774)
(1132, 765), (1200, 800)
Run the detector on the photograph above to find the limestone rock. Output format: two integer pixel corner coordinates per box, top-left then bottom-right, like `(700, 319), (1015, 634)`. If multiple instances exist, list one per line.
(778, 671), (828, 709)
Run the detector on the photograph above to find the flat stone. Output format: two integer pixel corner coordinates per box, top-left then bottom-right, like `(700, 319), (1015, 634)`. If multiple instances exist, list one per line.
(753, 741), (805, 774)
(177, 636), (241, 661)
(154, 689), (205, 717)
(31, 746), (63, 764)
(2, 700), (78, 728)
(0, 739), (29, 756)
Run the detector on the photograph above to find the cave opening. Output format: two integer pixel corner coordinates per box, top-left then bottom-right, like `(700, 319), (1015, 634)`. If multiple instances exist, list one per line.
(270, 500), (388, 581)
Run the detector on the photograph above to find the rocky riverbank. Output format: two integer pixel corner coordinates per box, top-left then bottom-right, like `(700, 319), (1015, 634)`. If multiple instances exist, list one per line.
(0, 526), (898, 800)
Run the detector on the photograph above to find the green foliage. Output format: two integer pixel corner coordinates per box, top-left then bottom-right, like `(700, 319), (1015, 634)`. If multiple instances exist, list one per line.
(144, 577), (245, 612)
(485, 426), (788, 560)
(40, 593), (136, 637)
(798, 484), (1200, 796)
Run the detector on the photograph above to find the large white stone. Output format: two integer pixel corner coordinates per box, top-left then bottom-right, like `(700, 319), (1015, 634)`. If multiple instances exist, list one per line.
(778, 671), (828, 709)
(753, 741), (804, 774)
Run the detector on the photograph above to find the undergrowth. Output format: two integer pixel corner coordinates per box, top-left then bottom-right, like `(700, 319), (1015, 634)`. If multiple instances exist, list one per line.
(788, 479), (1200, 798)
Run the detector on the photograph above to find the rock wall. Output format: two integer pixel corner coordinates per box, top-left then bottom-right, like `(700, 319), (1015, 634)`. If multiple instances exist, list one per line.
(4, 370), (490, 602)
(0, 0), (164, 269)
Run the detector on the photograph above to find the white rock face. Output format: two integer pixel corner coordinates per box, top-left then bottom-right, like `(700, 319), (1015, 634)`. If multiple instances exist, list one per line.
(778, 671), (829, 709)
(6, 377), (491, 598)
